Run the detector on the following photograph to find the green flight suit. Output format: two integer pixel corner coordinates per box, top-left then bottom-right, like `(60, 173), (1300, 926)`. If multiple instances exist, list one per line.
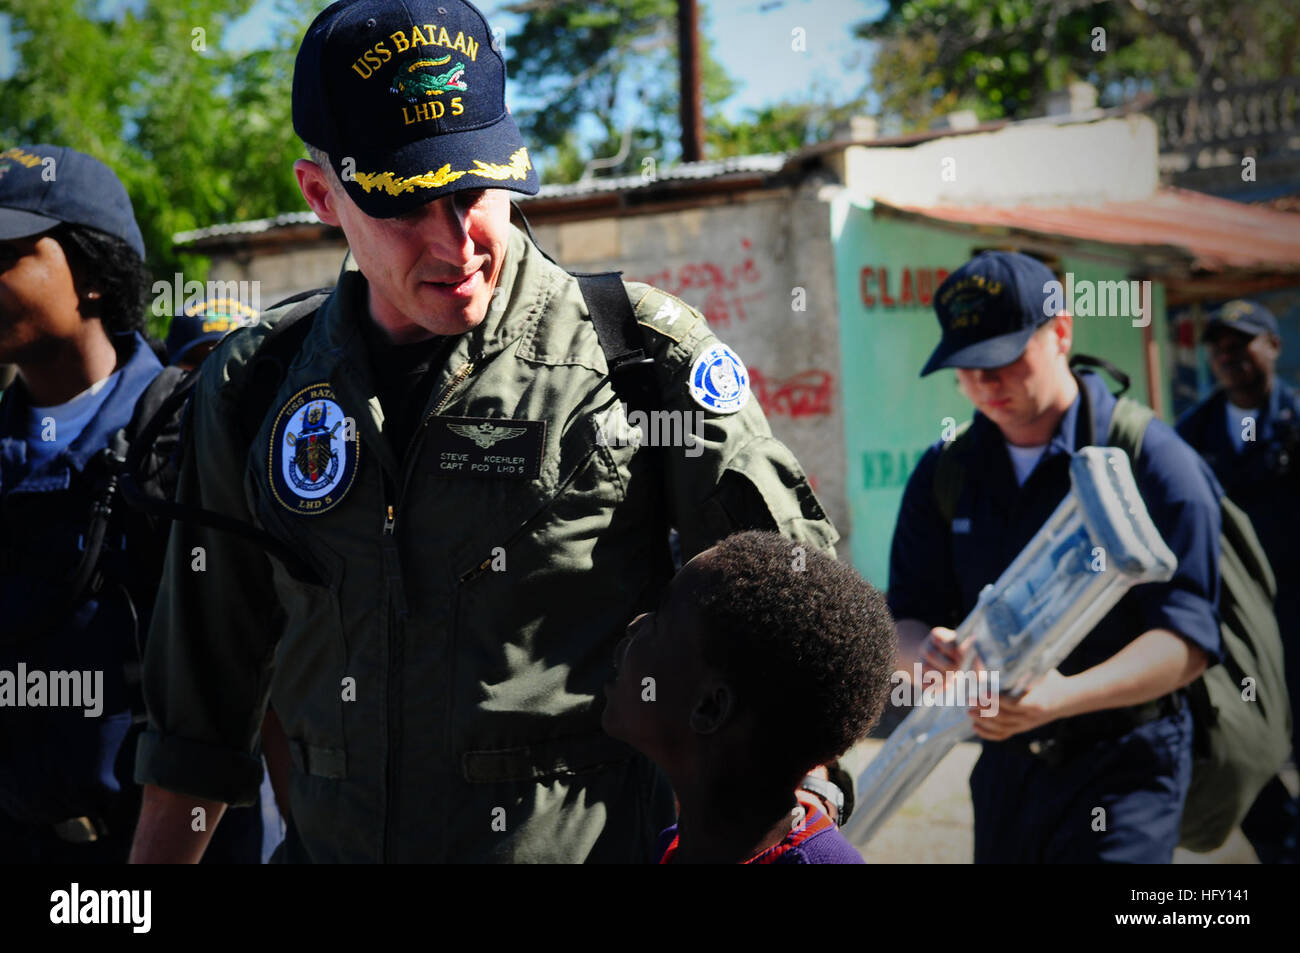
(135, 221), (839, 862)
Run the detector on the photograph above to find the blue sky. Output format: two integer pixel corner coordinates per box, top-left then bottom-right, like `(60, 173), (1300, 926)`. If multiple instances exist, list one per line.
(698, 0), (876, 118)
(2, 1), (879, 132)
(225, 0), (880, 122)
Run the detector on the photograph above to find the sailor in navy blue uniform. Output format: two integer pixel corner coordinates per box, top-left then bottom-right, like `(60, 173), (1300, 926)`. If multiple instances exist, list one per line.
(0, 145), (262, 862)
(1176, 299), (1300, 864)
(888, 252), (1222, 863)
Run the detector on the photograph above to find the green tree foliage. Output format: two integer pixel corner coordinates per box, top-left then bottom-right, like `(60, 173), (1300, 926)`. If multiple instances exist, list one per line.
(708, 98), (868, 157)
(859, 0), (1300, 132)
(505, 0), (736, 182)
(0, 0), (316, 318)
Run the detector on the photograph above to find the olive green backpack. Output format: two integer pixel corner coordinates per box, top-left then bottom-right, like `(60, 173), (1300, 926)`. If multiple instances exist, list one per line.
(933, 393), (1292, 852)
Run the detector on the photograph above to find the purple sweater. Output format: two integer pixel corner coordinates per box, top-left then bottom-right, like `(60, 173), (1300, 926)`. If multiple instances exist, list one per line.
(655, 809), (865, 864)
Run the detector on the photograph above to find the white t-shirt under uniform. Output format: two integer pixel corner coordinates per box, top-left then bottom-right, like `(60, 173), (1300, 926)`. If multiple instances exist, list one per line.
(1005, 442), (1048, 487)
(1225, 400), (1259, 454)
(23, 371), (121, 470)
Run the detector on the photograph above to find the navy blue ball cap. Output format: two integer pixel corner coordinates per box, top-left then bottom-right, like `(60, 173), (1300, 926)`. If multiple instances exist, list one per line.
(0, 145), (145, 259)
(921, 251), (1059, 377)
(165, 297), (259, 365)
(1202, 299), (1279, 342)
(292, 0), (539, 219)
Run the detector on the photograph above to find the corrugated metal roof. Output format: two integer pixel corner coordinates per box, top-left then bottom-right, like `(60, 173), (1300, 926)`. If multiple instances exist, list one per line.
(882, 187), (1300, 273)
(524, 152), (790, 199)
(173, 211), (324, 246)
(173, 154), (791, 245)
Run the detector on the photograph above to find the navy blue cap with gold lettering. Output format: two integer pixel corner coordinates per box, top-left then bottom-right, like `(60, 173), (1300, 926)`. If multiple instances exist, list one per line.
(292, 0), (539, 218)
(1201, 299), (1279, 342)
(0, 145), (145, 259)
(921, 251), (1059, 377)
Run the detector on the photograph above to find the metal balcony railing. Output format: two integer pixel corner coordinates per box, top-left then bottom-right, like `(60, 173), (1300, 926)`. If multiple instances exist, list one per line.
(1146, 78), (1300, 156)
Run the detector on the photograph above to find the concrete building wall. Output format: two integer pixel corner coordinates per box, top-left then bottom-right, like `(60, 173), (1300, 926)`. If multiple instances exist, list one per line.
(528, 188), (852, 556)
(206, 240), (348, 308)
(842, 116), (1160, 207)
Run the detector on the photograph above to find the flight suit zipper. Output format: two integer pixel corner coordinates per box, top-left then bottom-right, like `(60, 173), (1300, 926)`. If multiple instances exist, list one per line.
(379, 478), (405, 862)
(378, 360), (475, 862)
(429, 362), (475, 420)
(456, 424), (605, 587)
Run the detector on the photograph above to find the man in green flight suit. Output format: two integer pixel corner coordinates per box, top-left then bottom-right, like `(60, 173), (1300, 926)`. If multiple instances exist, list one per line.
(129, 0), (841, 863)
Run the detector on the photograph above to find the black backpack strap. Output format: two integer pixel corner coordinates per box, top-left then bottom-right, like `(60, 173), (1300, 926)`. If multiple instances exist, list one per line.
(115, 292), (332, 585)
(1070, 353), (1131, 395)
(1074, 371), (1098, 448)
(267, 286), (333, 308)
(572, 272), (659, 415)
(121, 366), (196, 500)
(1107, 395), (1157, 461)
(234, 293), (328, 443)
(932, 421), (974, 528)
(128, 365), (192, 439)
(509, 207), (660, 414)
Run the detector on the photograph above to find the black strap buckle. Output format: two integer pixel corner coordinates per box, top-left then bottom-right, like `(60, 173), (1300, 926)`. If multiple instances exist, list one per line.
(608, 355), (659, 416)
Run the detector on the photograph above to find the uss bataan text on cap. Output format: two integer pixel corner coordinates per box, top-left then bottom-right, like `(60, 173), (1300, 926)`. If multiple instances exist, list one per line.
(292, 0), (540, 218)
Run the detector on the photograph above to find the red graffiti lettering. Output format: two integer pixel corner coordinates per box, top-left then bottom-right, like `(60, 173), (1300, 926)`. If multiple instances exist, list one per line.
(627, 239), (764, 327)
(748, 368), (834, 418)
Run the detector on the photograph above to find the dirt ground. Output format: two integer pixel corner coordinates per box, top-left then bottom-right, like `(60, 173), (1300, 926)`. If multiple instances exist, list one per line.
(848, 740), (1260, 864)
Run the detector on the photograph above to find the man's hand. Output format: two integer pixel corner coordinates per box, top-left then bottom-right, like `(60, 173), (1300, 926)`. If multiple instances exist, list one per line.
(964, 630), (1209, 742)
(898, 619), (973, 676)
(920, 626), (968, 675)
(128, 784), (226, 864)
(968, 669), (1073, 741)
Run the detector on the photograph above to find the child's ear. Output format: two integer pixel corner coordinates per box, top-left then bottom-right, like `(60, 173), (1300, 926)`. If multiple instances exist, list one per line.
(689, 681), (734, 735)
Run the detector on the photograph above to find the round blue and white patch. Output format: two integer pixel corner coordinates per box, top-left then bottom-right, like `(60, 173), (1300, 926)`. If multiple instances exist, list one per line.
(688, 342), (750, 414)
(269, 384), (359, 515)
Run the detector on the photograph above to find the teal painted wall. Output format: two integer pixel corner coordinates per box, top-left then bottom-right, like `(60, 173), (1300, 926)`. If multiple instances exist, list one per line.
(831, 196), (1168, 590)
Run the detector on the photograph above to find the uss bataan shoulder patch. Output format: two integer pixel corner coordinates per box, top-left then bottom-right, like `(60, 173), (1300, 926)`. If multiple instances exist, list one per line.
(269, 384), (359, 515)
(688, 342), (750, 414)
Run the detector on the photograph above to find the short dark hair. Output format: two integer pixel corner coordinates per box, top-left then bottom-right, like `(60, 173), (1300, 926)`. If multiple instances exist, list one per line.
(52, 222), (149, 336)
(303, 142), (341, 189)
(692, 531), (895, 779)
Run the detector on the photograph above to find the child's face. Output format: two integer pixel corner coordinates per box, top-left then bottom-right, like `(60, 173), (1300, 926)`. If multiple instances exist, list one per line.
(601, 550), (714, 766)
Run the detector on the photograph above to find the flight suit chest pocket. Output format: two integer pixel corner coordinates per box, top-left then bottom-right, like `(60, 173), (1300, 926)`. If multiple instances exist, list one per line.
(448, 411), (625, 582)
(448, 413), (629, 753)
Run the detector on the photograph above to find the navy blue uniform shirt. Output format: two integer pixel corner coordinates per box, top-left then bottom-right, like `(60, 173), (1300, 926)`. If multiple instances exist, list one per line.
(1177, 378), (1300, 760)
(888, 371), (1222, 679)
(0, 333), (162, 826)
(1176, 380), (1300, 635)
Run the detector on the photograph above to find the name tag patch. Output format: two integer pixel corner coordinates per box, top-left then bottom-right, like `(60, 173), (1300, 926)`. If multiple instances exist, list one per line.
(428, 416), (545, 480)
